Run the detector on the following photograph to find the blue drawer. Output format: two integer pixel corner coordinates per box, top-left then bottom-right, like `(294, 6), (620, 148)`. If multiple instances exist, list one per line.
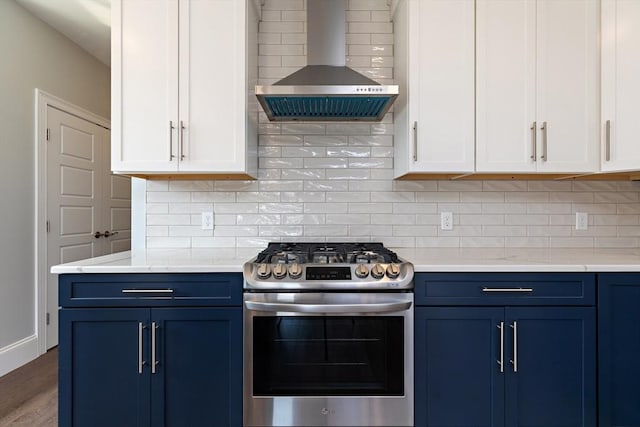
(414, 272), (595, 306)
(59, 273), (243, 307)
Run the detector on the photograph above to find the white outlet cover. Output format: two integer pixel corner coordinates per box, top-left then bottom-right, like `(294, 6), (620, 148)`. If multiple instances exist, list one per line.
(576, 212), (588, 230)
(441, 212), (453, 230)
(202, 212), (214, 230)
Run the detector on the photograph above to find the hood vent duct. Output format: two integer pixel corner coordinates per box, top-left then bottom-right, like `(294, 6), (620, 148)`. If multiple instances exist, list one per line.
(255, 0), (398, 122)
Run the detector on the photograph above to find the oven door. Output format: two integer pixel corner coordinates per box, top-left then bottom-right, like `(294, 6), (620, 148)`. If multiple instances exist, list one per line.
(243, 292), (413, 427)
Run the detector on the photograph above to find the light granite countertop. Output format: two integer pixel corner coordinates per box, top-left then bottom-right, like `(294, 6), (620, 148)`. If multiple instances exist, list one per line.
(51, 247), (640, 274)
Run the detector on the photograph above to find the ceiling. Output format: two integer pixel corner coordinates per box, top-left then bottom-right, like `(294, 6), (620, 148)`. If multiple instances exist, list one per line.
(16, 0), (111, 66)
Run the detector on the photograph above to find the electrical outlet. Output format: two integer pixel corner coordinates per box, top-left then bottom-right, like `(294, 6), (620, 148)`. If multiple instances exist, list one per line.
(441, 212), (453, 230)
(576, 212), (588, 230)
(202, 211), (214, 230)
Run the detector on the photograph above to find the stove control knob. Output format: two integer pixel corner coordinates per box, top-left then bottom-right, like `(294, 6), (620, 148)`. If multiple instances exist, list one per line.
(386, 263), (401, 279)
(273, 264), (288, 279)
(371, 264), (385, 279)
(355, 264), (369, 278)
(256, 263), (271, 280)
(288, 263), (303, 279)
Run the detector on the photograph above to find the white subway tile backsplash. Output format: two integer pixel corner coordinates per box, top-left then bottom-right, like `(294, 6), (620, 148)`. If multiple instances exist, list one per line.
(147, 214), (191, 226)
(260, 202), (303, 214)
(305, 180), (349, 192)
(304, 225), (349, 236)
(326, 192), (370, 203)
(304, 203), (348, 214)
(283, 214), (326, 225)
(348, 202), (392, 214)
(281, 191), (326, 202)
(304, 135), (348, 146)
(143, 1), (640, 249)
(349, 22), (393, 34)
(346, 10), (371, 22)
(304, 158), (349, 168)
(281, 146), (326, 157)
(282, 169), (326, 180)
(259, 225), (304, 237)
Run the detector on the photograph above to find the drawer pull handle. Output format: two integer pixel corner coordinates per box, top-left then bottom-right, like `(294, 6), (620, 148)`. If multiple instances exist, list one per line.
(497, 321), (504, 373)
(482, 288), (533, 293)
(510, 321), (518, 373)
(121, 289), (174, 294)
(151, 322), (159, 374)
(138, 322), (146, 374)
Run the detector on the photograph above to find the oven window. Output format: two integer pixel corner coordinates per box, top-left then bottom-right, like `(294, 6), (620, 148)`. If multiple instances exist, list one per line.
(253, 316), (404, 396)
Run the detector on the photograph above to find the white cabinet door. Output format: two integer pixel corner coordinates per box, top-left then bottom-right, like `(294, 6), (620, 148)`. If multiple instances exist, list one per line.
(394, 0), (475, 176)
(112, 0), (257, 176)
(476, 0), (537, 173)
(536, 0), (598, 173)
(179, 0), (250, 173)
(477, 0), (598, 174)
(602, 0), (640, 172)
(111, 0), (179, 173)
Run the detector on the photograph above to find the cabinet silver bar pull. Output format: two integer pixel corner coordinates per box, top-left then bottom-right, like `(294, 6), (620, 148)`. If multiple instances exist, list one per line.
(605, 119), (611, 162)
(530, 121), (537, 161)
(151, 322), (158, 374)
(169, 121), (175, 161)
(482, 288), (533, 293)
(541, 121), (548, 161)
(498, 322), (504, 373)
(412, 121), (418, 161)
(180, 121), (186, 160)
(510, 321), (518, 373)
(121, 289), (174, 294)
(138, 322), (144, 374)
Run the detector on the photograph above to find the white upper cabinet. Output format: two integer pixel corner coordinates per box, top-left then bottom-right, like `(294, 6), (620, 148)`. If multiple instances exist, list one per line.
(476, 0), (599, 173)
(112, 0), (258, 176)
(394, 0), (475, 177)
(601, 0), (640, 172)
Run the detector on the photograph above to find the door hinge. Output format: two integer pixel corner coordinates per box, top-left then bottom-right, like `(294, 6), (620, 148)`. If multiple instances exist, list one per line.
(46, 128), (50, 141)
(46, 220), (50, 233)
(46, 312), (50, 325)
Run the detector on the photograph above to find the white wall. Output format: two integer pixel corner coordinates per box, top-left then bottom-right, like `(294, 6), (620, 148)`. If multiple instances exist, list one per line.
(144, 0), (640, 249)
(0, 0), (110, 371)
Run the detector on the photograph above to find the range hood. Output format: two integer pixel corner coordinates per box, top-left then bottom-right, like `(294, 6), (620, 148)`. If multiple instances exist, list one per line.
(255, 0), (398, 122)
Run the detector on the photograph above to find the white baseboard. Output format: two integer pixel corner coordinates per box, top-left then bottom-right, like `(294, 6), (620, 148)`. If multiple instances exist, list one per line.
(0, 335), (39, 378)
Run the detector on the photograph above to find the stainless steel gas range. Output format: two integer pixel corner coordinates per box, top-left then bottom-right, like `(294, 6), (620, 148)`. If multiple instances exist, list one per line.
(243, 242), (414, 427)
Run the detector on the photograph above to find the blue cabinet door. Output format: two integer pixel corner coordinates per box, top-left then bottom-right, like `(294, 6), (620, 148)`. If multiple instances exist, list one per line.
(59, 308), (151, 427)
(505, 307), (596, 427)
(598, 273), (640, 427)
(415, 307), (505, 427)
(150, 308), (242, 427)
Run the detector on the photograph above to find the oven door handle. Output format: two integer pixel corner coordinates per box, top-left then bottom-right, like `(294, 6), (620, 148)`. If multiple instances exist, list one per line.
(244, 300), (412, 314)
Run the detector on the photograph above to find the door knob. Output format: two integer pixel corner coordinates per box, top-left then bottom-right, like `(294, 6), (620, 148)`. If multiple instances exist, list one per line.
(104, 230), (119, 238)
(94, 231), (105, 238)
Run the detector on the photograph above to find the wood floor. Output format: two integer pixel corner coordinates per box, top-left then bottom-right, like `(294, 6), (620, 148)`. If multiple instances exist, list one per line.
(0, 348), (57, 427)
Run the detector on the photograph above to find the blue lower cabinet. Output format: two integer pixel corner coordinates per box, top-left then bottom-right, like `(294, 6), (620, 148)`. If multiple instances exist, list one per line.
(59, 308), (151, 427)
(415, 307), (505, 427)
(415, 307), (596, 427)
(504, 307), (596, 427)
(151, 308), (242, 427)
(598, 273), (640, 427)
(58, 273), (243, 427)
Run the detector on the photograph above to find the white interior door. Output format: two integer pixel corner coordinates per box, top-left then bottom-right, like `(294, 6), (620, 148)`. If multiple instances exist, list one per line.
(46, 106), (131, 348)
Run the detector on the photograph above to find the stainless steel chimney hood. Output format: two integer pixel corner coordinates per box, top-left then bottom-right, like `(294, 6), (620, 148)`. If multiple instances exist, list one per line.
(255, 0), (398, 122)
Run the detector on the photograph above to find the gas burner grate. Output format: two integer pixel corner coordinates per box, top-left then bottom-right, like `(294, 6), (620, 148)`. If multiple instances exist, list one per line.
(254, 242), (400, 264)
